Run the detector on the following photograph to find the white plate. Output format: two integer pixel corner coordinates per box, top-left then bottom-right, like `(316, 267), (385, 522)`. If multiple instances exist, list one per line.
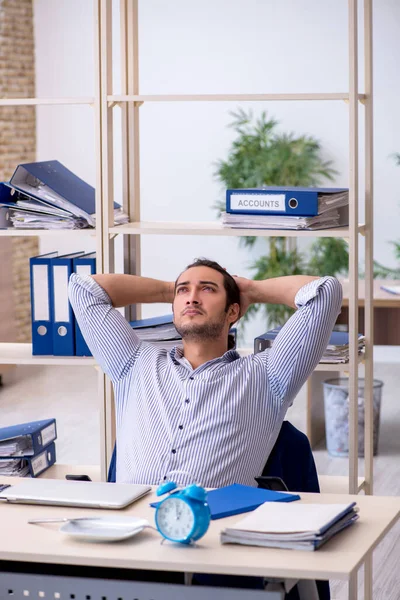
(60, 516), (150, 542)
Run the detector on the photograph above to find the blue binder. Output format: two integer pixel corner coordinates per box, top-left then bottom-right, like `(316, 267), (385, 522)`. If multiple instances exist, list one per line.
(0, 442), (56, 477)
(151, 483), (300, 520)
(9, 160), (122, 227)
(51, 252), (84, 356)
(72, 252), (96, 356)
(0, 418), (57, 456)
(254, 326), (363, 354)
(226, 187), (348, 216)
(30, 252), (58, 355)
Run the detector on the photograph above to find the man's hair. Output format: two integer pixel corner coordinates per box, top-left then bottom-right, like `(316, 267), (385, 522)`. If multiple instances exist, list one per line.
(175, 258), (240, 349)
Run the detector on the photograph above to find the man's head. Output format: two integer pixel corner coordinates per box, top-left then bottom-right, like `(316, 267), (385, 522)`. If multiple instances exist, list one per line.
(172, 258), (240, 347)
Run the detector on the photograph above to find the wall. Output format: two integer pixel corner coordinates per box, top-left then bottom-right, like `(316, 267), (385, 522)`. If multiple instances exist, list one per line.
(34, 0), (400, 345)
(0, 0), (38, 343)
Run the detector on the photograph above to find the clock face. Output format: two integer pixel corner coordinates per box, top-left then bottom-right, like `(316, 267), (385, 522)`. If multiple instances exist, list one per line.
(156, 496), (195, 541)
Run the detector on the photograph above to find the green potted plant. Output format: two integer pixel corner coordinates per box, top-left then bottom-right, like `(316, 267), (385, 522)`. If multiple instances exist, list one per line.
(214, 109), (349, 328)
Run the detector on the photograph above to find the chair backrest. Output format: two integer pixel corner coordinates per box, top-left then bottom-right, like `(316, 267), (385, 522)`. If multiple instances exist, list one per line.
(107, 445), (117, 483)
(107, 420), (320, 492)
(262, 421), (320, 493)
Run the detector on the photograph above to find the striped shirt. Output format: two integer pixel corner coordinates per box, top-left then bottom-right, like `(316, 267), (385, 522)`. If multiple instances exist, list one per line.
(69, 274), (342, 487)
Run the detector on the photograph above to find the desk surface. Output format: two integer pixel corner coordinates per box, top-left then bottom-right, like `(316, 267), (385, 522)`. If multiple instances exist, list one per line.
(340, 279), (400, 307)
(0, 478), (398, 582)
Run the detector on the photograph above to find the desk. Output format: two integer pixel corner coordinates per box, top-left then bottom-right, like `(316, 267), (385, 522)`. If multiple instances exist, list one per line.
(0, 479), (398, 600)
(338, 279), (400, 345)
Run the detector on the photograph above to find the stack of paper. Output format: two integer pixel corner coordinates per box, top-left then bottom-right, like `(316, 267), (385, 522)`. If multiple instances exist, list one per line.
(255, 327), (365, 364)
(130, 315), (182, 349)
(220, 501), (359, 551)
(0, 161), (128, 230)
(222, 209), (344, 230)
(380, 284), (400, 295)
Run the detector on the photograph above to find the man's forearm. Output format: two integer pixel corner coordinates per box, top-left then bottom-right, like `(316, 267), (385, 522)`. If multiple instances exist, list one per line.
(250, 275), (320, 309)
(92, 274), (174, 308)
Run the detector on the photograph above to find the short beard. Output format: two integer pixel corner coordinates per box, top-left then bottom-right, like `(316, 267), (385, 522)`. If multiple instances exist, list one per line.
(175, 319), (225, 342)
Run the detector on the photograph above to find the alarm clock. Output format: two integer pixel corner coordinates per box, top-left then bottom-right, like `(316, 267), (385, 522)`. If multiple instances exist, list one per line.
(154, 481), (211, 544)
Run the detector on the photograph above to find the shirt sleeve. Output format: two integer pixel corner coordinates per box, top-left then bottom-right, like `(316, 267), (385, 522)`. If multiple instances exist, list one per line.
(261, 276), (343, 405)
(68, 273), (142, 382)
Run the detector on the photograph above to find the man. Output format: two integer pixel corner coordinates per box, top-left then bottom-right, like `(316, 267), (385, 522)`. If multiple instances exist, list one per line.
(68, 258), (342, 487)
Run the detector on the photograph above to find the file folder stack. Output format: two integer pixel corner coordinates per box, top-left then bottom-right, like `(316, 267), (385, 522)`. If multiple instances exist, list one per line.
(222, 187), (349, 231)
(129, 316), (237, 352)
(0, 160), (128, 230)
(220, 500), (359, 551)
(30, 251), (96, 356)
(254, 327), (365, 364)
(129, 315), (182, 351)
(0, 419), (57, 478)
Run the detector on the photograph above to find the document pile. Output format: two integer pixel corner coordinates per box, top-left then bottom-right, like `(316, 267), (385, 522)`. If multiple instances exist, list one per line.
(222, 187), (349, 231)
(130, 315), (182, 351)
(255, 327), (365, 364)
(0, 160), (128, 230)
(130, 316), (237, 351)
(220, 501), (359, 551)
(380, 284), (400, 295)
(0, 419), (57, 477)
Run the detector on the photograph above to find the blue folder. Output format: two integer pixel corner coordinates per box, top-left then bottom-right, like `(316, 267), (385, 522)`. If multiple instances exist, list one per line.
(0, 418), (57, 456)
(226, 186), (348, 217)
(0, 442), (56, 477)
(151, 483), (300, 520)
(72, 252), (96, 356)
(30, 252), (58, 355)
(9, 160), (122, 227)
(51, 252), (85, 356)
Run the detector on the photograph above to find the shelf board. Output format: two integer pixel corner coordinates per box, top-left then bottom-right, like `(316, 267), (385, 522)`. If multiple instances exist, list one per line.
(0, 344), (96, 366)
(0, 97), (95, 106)
(319, 475), (365, 494)
(0, 229), (96, 237)
(110, 221), (364, 238)
(108, 93), (367, 103)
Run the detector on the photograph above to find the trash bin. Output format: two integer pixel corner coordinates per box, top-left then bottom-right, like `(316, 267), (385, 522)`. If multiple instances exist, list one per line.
(323, 378), (383, 457)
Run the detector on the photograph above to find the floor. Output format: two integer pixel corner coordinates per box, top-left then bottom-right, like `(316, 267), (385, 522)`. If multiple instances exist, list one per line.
(0, 359), (399, 600)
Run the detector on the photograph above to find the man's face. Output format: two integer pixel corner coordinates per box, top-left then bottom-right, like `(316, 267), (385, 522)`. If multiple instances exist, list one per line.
(173, 266), (237, 342)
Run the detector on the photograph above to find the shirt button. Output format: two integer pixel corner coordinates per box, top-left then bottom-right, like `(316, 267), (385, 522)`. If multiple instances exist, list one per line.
(171, 449), (177, 454)
(185, 399), (190, 404)
(178, 425), (183, 430)
(189, 376), (194, 380)
(163, 476), (167, 480)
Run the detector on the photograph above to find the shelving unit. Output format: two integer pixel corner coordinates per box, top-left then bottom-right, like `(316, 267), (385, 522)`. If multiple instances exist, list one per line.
(96, 0), (374, 515)
(1, 0), (373, 531)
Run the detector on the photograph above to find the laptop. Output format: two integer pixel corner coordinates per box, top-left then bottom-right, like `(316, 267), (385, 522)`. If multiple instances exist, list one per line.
(0, 478), (151, 509)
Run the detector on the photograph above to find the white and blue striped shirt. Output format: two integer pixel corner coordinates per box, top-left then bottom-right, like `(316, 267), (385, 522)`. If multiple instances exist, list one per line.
(69, 274), (342, 487)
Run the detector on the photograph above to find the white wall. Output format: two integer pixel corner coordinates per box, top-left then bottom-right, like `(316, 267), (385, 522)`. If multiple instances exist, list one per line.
(34, 0), (400, 345)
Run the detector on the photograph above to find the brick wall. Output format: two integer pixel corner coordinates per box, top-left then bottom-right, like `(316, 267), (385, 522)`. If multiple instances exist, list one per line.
(0, 0), (38, 342)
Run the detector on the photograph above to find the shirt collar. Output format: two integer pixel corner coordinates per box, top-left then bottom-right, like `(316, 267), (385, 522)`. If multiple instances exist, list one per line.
(170, 345), (240, 367)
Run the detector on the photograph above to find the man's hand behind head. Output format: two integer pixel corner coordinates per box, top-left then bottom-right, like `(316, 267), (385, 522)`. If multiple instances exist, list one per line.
(232, 276), (254, 319)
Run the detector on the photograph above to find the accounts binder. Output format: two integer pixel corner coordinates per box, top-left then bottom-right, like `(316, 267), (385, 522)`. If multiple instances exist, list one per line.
(0, 442), (56, 477)
(51, 252), (85, 356)
(226, 187), (348, 216)
(30, 252), (58, 355)
(151, 483), (300, 520)
(0, 418), (57, 457)
(72, 252), (96, 356)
